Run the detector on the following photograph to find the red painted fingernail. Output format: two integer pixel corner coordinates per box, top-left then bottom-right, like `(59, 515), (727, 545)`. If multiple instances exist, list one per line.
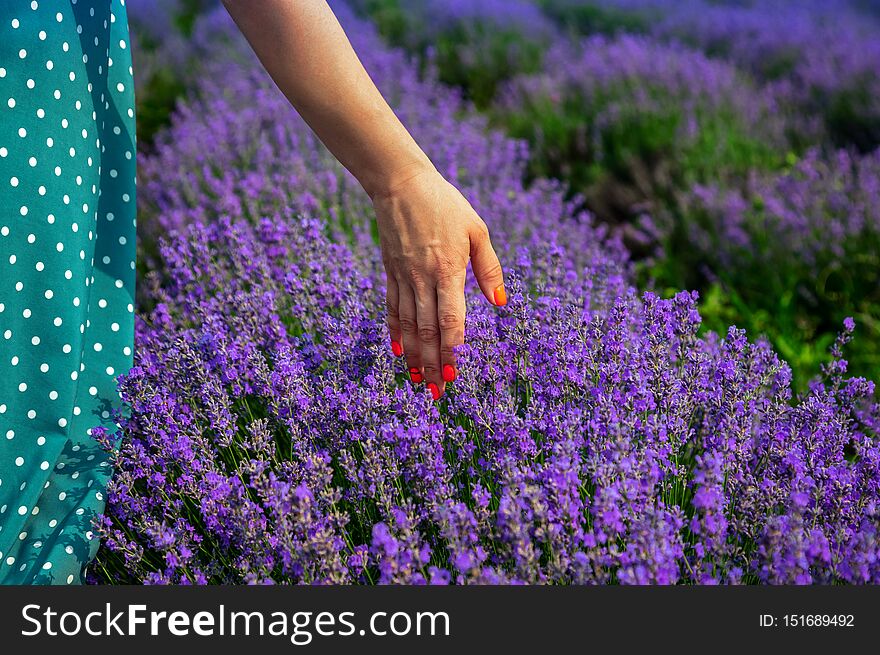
(409, 367), (423, 384)
(442, 364), (456, 383)
(427, 382), (440, 401)
(493, 284), (507, 307)
(391, 340), (403, 357)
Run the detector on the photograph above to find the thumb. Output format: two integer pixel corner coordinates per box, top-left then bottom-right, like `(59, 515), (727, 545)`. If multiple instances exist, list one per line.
(470, 223), (506, 306)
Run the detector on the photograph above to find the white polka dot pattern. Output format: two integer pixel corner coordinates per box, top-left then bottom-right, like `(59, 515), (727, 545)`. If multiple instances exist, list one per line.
(0, 0), (136, 585)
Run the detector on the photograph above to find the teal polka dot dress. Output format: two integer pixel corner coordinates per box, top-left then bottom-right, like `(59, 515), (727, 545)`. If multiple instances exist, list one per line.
(0, 0), (136, 584)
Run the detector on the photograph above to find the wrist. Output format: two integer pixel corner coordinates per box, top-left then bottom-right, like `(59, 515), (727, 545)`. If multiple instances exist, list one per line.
(364, 158), (438, 202)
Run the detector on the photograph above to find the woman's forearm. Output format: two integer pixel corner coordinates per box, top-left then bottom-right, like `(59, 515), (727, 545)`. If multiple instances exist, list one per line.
(222, 0), (505, 400)
(222, 0), (434, 198)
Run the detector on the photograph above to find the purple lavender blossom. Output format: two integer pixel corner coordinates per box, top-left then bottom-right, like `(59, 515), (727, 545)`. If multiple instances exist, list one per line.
(496, 33), (789, 229)
(91, 2), (880, 585)
(679, 148), (880, 378)
(553, 0), (880, 149)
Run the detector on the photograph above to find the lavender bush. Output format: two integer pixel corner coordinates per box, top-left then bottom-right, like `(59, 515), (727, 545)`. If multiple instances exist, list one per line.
(93, 210), (880, 584)
(127, 0), (216, 145)
(545, 0), (880, 151)
(495, 35), (789, 231)
(347, 0), (557, 107)
(137, 5), (609, 271)
(655, 149), (880, 382)
(88, 5), (880, 585)
(537, 0), (657, 37)
(489, 2), (880, 385)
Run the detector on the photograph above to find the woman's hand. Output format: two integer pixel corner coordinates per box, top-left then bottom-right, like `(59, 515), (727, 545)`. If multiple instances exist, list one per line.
(372, 164), (506, 399)
(222, 2), (503, 398)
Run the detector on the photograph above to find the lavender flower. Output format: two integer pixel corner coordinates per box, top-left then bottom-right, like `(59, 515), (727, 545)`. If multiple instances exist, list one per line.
(90, 2), (880, 586)
(497, 34), (788, 226)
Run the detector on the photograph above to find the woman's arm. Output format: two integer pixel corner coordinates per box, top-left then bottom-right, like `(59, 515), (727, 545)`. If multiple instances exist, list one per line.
(222, 0), (505, 398)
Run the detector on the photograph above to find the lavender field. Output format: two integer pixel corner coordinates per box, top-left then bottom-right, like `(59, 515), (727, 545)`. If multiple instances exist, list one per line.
(93, 0), (880, 584)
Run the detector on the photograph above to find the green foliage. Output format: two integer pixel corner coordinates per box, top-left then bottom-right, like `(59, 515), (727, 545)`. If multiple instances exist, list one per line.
(824, 81), (880, 153)
(174, 0), (212, 36)
(357, 0), (412, 49)
(681, 112), (784, 181)
(538, 0), (654, 36)
(498, 83), (784, 228)
(354, 0), (548, 108)
(434, 25), (547, 109)
(646, 186), (880, 389)
(136, 66), (186, 148)
(131, 0), (217, 147)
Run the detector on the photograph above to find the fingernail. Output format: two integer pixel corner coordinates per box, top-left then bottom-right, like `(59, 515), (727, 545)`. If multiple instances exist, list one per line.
(427, 382), (441, 401)
(391, 340), (403, 357)
(493, 284), (507, 307)
(409, 367), (423, 384)
(442, 364), (456, 383)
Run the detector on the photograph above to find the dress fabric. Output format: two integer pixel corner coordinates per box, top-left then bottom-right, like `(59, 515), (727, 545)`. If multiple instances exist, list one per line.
(0, 0), (136, 584)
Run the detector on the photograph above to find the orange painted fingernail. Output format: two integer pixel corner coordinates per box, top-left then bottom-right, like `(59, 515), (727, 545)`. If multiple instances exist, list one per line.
(409, 367), (423, 384)
(427, 382), (441, 401)
(442, 364), (456, 383)
(391, 340), (403, 357)
(493, 284), (507, 306)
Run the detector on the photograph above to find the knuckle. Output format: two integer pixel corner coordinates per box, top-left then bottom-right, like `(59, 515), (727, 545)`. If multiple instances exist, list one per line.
(434, 259), (457, 280)
(418, 324), (440, 343)
(386, 296), (400, 316)
(482, 260), (503, 281)
(399, 316), (419, 334)
(438, 312), (463, 331)
(474, 219), (490, 241)
(404, 258), (462, 290)
(403, 264), (428, 290)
